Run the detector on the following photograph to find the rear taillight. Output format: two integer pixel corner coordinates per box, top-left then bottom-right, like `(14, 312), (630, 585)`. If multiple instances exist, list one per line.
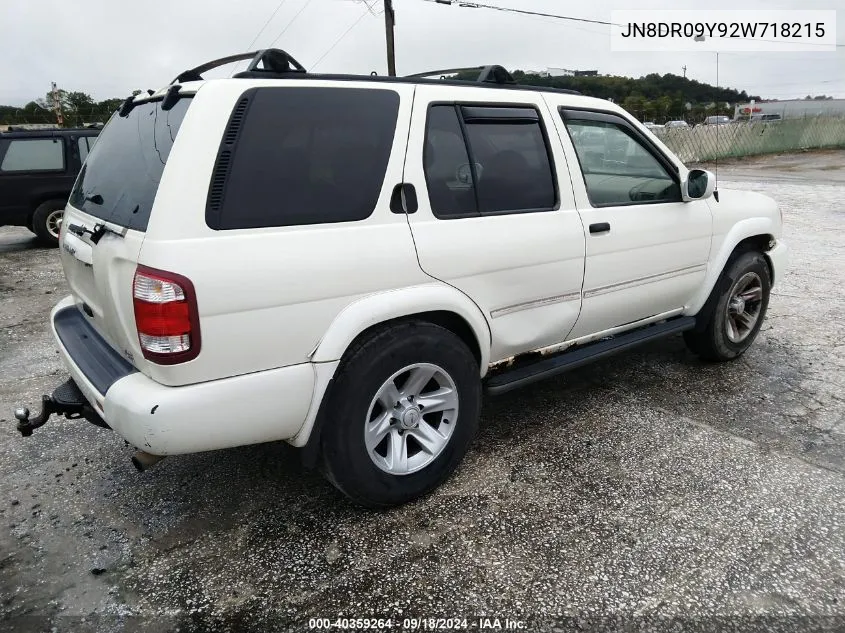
(133, 265), (201, 364)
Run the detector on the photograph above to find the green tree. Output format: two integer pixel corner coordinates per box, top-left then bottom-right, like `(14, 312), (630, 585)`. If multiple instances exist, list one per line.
(621, 94), (646, 120)
(32, 89), (100, 126)
(654, 96), (672, 121)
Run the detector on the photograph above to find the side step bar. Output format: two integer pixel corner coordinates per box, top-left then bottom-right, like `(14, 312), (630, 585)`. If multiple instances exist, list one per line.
(485, 316), (696, 395)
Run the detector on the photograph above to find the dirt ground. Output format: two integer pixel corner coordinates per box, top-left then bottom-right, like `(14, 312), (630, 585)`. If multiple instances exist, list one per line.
(1, 150), (844, 633)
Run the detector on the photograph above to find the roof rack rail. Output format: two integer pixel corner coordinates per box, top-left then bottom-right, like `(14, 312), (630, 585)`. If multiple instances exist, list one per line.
(171, 49), (306, 84)
(406, 65), (517, 85)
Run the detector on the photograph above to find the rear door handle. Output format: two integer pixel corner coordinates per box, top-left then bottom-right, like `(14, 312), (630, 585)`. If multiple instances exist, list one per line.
(589, 222), (611, 234)
(390, 183), (418, 214)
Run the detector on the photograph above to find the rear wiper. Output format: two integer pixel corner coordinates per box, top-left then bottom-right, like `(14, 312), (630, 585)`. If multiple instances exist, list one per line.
(67, 222), (127, 244)
(84, 194), (103, 205)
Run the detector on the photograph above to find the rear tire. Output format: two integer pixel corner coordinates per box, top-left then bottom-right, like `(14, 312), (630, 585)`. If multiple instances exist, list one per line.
(684, 250), (771, 361)
(31, 199), (66, 247)
(320, 321), (481, 508)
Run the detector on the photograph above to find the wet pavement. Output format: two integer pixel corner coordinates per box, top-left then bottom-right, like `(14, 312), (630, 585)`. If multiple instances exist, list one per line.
(1, 150), (844, 632)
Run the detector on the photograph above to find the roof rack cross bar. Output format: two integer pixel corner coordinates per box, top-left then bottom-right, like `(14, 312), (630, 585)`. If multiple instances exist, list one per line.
(405, 65), (516, 85)
(172, 49), (307, 84)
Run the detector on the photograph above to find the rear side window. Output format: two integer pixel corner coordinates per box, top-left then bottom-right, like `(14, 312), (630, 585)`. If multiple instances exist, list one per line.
(207, 87), (400, 230)
(424, 106), (476, 217)
(1, 138), (65, 172)
(69, 98), (191, 231)
(423, 104), (557, 218)
(77, 136), (96, 163)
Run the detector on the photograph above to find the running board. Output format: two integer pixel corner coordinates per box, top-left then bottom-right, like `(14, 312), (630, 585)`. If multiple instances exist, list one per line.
(485, 316), (696, 395)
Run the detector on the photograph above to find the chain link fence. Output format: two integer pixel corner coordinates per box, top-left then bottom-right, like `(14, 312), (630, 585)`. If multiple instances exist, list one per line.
(652, 116), (845, 162)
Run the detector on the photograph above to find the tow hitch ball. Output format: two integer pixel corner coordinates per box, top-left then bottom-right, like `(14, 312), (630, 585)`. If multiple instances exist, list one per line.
(15, 395), (83, 437)
(14, 379), (105, 437)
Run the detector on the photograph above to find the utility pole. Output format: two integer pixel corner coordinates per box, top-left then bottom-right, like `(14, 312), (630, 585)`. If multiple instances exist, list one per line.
(384, 0), (396, 76)
(682, 65), (687, 78)
(51, 82), (64, 127)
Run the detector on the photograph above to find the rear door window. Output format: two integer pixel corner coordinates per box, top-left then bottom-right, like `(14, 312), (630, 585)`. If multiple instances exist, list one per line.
(1, 138), (65, 172)
(69, 98), (191, 231)
(424, 106), (476, 218)
(462, 108), (557, 214)
(207, 87), (400, 230)
(422, 104), (557, 218)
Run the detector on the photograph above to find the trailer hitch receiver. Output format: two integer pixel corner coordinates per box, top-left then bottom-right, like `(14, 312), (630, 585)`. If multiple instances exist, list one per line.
(14, 379), (106, 436)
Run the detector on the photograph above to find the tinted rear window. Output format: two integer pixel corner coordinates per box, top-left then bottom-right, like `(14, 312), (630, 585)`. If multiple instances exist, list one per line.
(1, 138), (65, 172)
(206, 87), (400, 230)
(69, 98), (190, 231)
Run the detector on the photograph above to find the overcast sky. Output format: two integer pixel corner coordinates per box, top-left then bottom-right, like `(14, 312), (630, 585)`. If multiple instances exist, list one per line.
(1, 0), (843, 106)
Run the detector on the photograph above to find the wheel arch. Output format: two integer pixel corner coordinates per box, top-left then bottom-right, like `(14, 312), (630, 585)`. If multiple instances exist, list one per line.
(688, 217), (778, 317)
(737, 234), (776, 284)
(292, 284), (492, 459)
(310, 284), (492, 372)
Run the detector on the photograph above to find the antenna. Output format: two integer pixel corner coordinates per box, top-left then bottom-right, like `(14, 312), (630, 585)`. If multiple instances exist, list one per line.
(694, 33), (719, 202)
(714, 51), (720, 202)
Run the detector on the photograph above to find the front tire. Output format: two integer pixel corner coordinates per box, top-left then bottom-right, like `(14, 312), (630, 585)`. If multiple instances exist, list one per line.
(320, 321), (481, 508)
(685, 250), (771, 361)
(31, 199), (66, 247)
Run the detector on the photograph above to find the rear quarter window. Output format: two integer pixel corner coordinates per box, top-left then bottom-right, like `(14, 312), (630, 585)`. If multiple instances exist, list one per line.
(0, 138), (65, 172)
(206, 86), (400, 230)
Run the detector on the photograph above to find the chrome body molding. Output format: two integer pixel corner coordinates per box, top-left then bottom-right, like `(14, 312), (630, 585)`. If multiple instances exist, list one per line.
(583, 264), (708, 299)
(490, 292), (582, 319)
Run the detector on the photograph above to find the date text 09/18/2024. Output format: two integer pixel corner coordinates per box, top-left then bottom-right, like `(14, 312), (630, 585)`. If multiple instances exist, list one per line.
(308, 617), (527, 630)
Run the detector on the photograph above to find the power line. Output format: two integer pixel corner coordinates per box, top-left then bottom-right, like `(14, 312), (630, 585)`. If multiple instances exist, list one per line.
(312, 7), (372, 70)
(230, 0), (293, 76)
(246, 0), (292, 50)
(420, 0), (616, 26)
(741, 37), (845, 48)
(267, 0), (317, 48)
(423, 0), (845, 48)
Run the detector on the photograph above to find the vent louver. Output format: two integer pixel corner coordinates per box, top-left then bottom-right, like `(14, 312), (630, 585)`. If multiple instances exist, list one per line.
(224, 98), (249, 144)
(206, 94), (252, 222)
(207, 150), (231, 212)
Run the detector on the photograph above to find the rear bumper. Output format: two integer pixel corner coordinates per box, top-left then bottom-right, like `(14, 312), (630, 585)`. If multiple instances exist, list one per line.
(51, 296), (316, 455)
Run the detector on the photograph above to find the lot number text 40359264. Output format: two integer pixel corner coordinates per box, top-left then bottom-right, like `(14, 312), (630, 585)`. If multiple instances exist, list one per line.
(307, 617), (527, 630)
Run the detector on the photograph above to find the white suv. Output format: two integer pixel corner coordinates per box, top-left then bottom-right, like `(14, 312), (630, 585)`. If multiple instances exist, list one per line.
(15, 50), (787, 507)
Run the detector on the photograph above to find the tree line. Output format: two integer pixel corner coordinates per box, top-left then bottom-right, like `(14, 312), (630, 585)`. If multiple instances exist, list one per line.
(510, 71), (761, 123)
(449, 69), (766, 122)
(1, 76), (835, 128)
(0, 89), (128, 126)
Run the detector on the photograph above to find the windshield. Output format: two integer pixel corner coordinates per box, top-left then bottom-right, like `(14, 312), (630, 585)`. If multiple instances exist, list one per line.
(68, 97), (191, 231)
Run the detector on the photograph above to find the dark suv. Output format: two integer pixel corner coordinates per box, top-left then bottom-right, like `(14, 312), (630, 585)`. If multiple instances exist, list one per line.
(0, 127), (100, 246)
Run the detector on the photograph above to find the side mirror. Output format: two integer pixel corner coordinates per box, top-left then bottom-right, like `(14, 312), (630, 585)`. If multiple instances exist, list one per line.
(683, 168), (716, 201)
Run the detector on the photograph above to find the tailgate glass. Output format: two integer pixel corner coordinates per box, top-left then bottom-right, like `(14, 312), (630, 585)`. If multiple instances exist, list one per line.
(68, 97), (191, 231)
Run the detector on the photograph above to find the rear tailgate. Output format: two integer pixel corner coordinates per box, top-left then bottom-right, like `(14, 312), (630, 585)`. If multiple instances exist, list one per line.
(58, 95), (194, 376)
(59, 207), (146, 370)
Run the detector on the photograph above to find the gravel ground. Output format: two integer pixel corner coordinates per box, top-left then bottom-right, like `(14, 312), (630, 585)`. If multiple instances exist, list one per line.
(1, 150), (844, 632)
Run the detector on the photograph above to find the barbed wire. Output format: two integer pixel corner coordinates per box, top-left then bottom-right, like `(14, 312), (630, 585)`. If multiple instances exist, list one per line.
(0, 105), (117, 126)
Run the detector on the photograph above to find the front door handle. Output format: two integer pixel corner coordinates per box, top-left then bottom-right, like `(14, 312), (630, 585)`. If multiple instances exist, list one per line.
(589, 222), (611, 234)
